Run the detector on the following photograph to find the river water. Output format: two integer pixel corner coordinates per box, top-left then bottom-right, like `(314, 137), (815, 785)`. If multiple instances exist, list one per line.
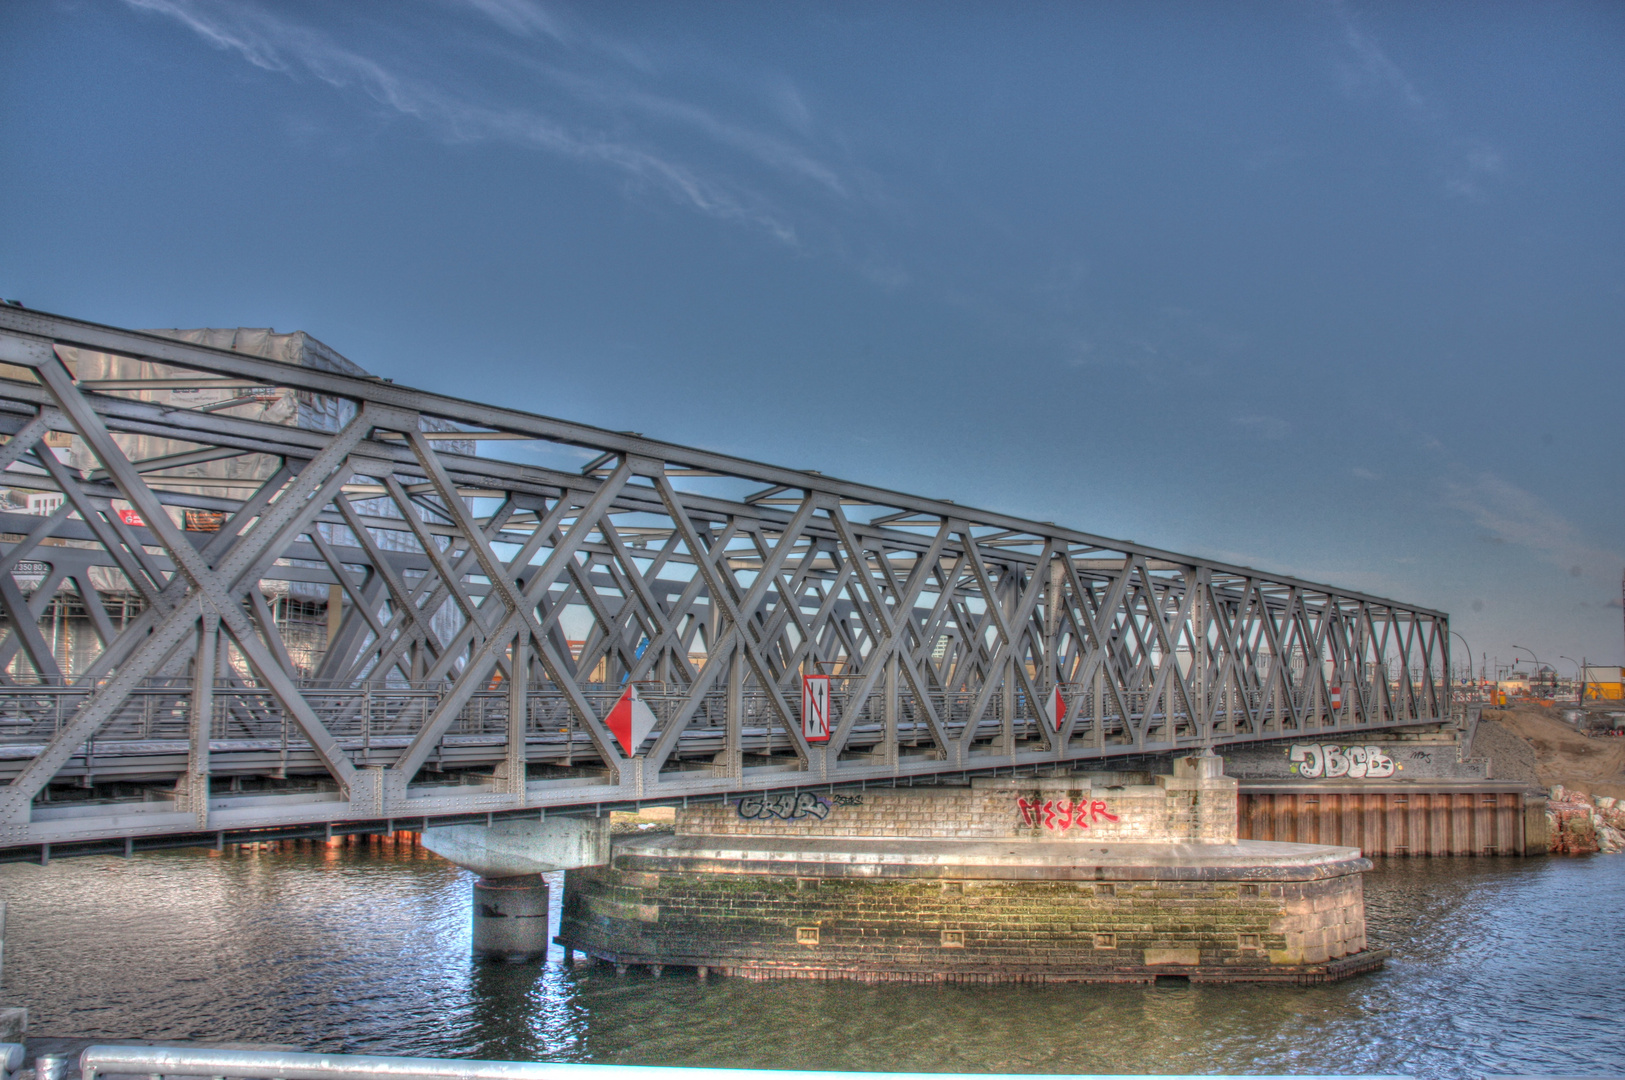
(1, 841), (1621, 1078)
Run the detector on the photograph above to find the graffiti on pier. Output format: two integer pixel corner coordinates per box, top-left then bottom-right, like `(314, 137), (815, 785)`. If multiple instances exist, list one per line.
(736, 792), (831, 821)
(1288, 744), (1398, 779)
(1016, 797), (1119, 831)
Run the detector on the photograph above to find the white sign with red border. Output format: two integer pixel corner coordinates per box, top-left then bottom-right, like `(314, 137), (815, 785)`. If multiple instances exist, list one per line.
(801, 674), (831, 743)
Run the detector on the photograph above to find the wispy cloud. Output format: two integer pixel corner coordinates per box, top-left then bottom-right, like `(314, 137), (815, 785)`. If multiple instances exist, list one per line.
(1334, 5), (1426, 115)
(523, 64), (852, 198)
(447, 0), (652, 70)
(442, 0), (857, 198)
(449, 0), (566, 42)
(1329, 2), (1506, 202)
(120, 0), (850, 246)
(1443, 471), (1621, 579)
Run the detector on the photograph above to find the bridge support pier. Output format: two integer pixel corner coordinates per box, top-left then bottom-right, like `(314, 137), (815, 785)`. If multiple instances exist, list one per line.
(471, 875), (550, 962)
(420, 816), (612, 962)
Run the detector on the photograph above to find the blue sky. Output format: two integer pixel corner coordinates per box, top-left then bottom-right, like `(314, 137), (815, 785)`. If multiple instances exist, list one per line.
(1, 0), (1621, 673)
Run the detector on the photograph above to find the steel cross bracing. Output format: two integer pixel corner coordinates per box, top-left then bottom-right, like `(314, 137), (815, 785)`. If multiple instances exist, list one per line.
(0, 307), (1451, 851)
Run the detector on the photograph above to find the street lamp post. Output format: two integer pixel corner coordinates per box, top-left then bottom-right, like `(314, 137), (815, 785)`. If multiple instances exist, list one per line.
(1559, 655), (1584, 705)
(1511, 645), (1544, 671)
(1513, 645), (1554, 697)
(1450, 630), (1476, 700)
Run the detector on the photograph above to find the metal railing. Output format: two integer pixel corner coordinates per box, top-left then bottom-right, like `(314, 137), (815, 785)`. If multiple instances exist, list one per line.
(0, 679), (1405, 748)
(72, 1045), (1419, 1080)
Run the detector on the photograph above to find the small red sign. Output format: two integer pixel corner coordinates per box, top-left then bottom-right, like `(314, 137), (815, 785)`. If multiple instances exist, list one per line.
(116, 508), (145, 527)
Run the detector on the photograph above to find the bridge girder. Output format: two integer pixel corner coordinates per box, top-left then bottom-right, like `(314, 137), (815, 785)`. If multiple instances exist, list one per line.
(0, 307), (1450, 854)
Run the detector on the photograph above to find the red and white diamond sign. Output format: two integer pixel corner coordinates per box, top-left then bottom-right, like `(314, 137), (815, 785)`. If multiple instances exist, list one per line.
(1043, 686), (1068, 731)
(606, 684), (658, 756)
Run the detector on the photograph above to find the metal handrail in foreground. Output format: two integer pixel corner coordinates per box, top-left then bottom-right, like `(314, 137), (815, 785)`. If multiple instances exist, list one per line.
(76, 1046), (1414, 1080)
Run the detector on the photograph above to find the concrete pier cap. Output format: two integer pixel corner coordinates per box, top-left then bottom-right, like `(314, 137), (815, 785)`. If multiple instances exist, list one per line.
(422, 816), (612, 962)
(422, 816), (612, 878)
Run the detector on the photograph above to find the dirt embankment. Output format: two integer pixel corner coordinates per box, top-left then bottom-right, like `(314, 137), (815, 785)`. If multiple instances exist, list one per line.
(1476, 704), (1625, 802)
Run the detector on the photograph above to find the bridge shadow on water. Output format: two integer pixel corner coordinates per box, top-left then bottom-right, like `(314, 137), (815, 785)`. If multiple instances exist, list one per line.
(0, 843), (1619, 1080)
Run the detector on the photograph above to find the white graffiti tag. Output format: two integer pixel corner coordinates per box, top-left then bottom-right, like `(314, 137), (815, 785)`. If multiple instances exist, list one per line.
(1288, 744), (1396, 779)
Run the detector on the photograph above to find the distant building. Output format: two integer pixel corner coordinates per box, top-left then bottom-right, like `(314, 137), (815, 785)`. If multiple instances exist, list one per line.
(1582, 666), (1625, 704)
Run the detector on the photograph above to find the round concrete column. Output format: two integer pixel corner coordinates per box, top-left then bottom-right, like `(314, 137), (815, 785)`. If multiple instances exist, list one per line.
(472, 874), (549, 961)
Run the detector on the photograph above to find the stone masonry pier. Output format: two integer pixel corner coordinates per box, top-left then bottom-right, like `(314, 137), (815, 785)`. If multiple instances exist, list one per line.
(556, 755), (1389, 984)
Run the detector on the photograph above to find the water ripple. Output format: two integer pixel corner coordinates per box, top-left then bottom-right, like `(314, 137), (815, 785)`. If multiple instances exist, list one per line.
(1, 848), (1621, 1077)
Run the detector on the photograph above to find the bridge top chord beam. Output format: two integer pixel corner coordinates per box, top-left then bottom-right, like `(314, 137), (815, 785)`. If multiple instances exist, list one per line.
(0, 306), (1442, 615)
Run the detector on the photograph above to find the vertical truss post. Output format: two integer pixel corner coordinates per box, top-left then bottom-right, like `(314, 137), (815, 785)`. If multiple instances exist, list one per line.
(1093, 661), (1105, 750)
(718, 644), (743, 780)
(1354, 609), (1369, 725)
(1000, 665), (1015, 759)
(179, 612), (219, 828)
(1045, 555), (1064, 697)
(883, 651), (899, 770)
(1193, 569), (1208, 744)
(501, 638), (529, 799)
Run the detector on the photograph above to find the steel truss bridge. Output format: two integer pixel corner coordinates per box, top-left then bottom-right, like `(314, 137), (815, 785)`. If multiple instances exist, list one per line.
(0, 307), (1450, 858)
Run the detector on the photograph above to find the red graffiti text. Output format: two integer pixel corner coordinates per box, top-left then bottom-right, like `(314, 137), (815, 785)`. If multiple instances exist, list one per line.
(1016, 797), (1120, 831)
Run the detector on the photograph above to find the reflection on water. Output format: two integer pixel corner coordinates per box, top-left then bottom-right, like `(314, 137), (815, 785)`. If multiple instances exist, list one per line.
(1, 842), (1621, 1078)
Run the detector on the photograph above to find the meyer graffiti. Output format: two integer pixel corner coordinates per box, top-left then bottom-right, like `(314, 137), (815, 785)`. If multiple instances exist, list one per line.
(1288, 744), (1398, 779)
(1016, 797), (1120, 831)
(736, 792), (831, 820)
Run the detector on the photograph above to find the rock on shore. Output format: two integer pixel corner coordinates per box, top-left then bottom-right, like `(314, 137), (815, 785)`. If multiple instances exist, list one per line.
(1473, 704), (1625, 854)
(1546, 786), (1625, 854)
